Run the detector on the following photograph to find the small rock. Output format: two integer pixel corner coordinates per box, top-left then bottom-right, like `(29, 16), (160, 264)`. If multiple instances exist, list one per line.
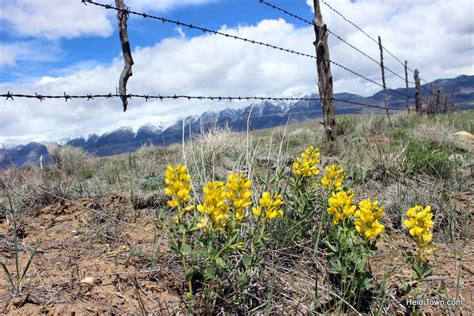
(81, 276), (101, 285)
(454, 131), (474, 141)
(448, 154), (464, 162)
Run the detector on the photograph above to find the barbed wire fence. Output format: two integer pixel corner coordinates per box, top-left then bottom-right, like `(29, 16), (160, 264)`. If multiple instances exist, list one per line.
(1, 0), (441, 145)
(317, 0), (437, 95)
(0, 0), (452, 297)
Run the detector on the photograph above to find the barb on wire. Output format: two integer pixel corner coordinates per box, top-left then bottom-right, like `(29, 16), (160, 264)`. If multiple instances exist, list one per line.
(82, 0), (414, 98)
(258, 0), (414, 84)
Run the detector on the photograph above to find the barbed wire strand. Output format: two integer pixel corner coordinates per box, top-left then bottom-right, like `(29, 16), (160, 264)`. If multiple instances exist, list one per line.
(1, 95), (405, 161)
(319, 0), (435, 94)
(1, 92), (322, 102)
(1, 92), (406, 111)
(81, 0), (414, 99)
(258, 0), (414, 85)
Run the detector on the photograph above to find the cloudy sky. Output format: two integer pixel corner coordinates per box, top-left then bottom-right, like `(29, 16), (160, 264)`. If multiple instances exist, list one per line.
(0, 0), (473, 145)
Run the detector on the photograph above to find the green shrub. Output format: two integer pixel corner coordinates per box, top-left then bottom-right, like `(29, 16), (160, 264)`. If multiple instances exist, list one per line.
(46, 144), (90, 177)
(403, 137), (454, 178)
(336, 116), (356, 136)
(139, 173), (164, 192)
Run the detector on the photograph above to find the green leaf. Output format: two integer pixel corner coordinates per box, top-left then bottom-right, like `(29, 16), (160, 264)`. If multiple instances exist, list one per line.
(325, 241), (337, 253)
(329, 259), (342, 274)
(254, 239), (264, 249)
(1, 262), (15, 290)
(215, 257), (227, 269)
(185, 267), (197, 282)
(204, 266), (215, 279)
(228, 233), (238, 246)
(363, 277), (373, 288)
(19, 246), (38, 283)
(177, 225), (187, 235)
(243, 255), (253, 268)
(180, 243), (192, 256)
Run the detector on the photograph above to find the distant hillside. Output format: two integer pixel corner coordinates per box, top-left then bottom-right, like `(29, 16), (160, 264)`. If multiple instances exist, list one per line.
(2, 75), (473, 168)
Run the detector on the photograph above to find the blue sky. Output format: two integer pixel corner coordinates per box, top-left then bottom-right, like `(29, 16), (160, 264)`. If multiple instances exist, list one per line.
(0, 0), (473, 144)
(0, 0), (312, 83)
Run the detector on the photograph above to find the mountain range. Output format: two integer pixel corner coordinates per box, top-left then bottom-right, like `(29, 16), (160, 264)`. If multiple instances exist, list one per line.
(2, 75), (473, 169)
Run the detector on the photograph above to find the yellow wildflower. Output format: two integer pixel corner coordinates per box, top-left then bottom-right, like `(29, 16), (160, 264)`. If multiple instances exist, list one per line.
(292, 145), (320, 177)
(321, 164), (345, 191)
(197, 181), (229, 227)
(164, 165), (194, 216)
(252, 192), (284, 219)
(225, 173), (253, 220)
(230, 242), (245, 251)
(196, 216), (208, 230)
(327, 190), (356, 225)
(354, 198), (385, 239)
(403, 205), (434, 261)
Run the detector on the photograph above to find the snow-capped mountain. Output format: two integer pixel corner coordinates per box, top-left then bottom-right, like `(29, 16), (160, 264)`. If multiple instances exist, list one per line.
(2, 75), (473, 168)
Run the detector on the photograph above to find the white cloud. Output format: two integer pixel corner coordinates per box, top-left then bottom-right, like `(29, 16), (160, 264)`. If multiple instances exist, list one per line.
(1, 0), (473, 144)
(0, 41), (63, 66)
(0, 0), (215, 40)
(0, 0), (113, 40)
(126, 0), (216, 12)
(0, 46), (16, 66)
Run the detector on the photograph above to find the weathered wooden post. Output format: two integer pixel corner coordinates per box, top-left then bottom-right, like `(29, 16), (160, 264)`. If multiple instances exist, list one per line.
(414, 70), (421, 113)
(313, 0), (336, 142)
(377, 36), (392, 125)
(116, 0), (134, 112)
(404, 60), (410, 113)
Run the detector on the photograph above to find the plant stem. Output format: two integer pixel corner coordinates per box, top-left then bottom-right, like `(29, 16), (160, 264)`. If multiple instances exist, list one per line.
(177, 205), (193, 298)
(7, 195), (20, 293)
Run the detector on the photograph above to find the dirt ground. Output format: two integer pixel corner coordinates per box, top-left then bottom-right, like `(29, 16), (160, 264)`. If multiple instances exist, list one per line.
(1, 194), (473, 315)
(0, 196), (183, 315)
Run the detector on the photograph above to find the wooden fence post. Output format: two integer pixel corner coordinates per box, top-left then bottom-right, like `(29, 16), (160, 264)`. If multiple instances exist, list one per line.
(116, 0), (134, 112)
(377, 36), (392, 125)
(313, 0), (336, 142)
(414, 69), (421, 113)
(404, 60), (410, 113)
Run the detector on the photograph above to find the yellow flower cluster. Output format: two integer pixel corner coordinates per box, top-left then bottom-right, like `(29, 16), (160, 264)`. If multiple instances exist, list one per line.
(197, 173), (254, 228)
(164, 165), (194, 214)
(354, 198), (385, 239)
(403, 205), (434, 261)
(252, 192), (284, 219)
(197, 181), (229, 227)
(327, 190), (356, 225)
(292, 145), (320, 177)
(225, 174), (253, 220)
(321, 164), (345, 191)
